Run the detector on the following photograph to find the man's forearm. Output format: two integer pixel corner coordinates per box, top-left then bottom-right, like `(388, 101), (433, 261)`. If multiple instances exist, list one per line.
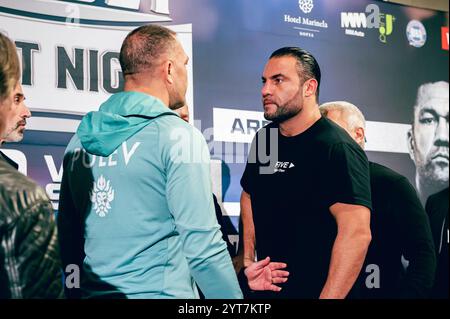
(240, 191), (256, 267)
(320, 232), (371, 299)
(243, 222), (255, 267)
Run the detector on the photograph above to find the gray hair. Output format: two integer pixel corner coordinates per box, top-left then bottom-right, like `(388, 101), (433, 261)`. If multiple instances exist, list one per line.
(319, 101), (366, 131)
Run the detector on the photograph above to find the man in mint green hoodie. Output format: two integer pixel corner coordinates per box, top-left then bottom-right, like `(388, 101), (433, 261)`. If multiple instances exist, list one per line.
(57, 24), (242, 299)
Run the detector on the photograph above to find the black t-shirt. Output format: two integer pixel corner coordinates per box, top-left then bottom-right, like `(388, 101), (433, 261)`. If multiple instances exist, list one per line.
(353, 162), (436, 299)
(426, 188), (449, 299)
(241, 117), (372, 298)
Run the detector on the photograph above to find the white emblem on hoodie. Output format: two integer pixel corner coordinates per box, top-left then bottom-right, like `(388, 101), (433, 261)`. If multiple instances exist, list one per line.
(90, 175), (115, 217)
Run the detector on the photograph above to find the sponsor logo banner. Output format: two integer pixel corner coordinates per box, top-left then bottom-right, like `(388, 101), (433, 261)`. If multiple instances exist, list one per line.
(340, 4), (395, 44)
(213, 108), (270, 144)
(283, 0), (328, 39)
(213, 108), (411, 154)
(0, 3), (193, 116)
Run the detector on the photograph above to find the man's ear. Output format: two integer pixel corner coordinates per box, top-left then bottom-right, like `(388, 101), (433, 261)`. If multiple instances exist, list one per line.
(355, 127), (365, 147)
(303, 79), (318, 98)
(166, 60), (174, 84)
(407, 128), (415, 162)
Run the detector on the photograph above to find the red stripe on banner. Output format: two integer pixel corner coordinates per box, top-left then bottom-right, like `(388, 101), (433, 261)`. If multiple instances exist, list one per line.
(442, 27), (449, 51)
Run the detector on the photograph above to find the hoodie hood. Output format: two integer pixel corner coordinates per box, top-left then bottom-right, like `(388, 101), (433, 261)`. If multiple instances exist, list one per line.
(78, 91), (177, 157)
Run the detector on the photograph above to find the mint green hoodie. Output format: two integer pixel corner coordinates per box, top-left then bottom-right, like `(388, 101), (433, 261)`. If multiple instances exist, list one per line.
(58, 91), (242, 299)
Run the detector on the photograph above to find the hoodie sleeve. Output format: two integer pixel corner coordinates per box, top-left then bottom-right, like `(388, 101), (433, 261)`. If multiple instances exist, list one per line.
(159, 121), (243, 299)
(58, 142), (85, 299)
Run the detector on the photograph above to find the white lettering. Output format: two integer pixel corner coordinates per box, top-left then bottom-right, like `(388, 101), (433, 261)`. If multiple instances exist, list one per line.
(108, 150), (118, 167)
(70, 148), (82, 172)
(341, 12), (367, 29)
(122, 142), (141, 166)
(46, 183), (60, 201)
(82, 153), (96, 168)
(98, 155), (107, 167)
(44, 155), (63, 182)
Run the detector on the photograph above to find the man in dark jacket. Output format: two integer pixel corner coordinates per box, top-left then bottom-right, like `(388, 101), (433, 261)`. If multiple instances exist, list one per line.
(425, 187), (449, 299)
(0, 32), (63, 298)
(320, 101), (437, 298)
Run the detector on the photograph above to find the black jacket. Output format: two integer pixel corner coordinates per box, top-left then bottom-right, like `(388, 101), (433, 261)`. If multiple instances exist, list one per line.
(426, 188), (449, 299)
(354, 162), (436, 299)
(0, 152), (63, 298)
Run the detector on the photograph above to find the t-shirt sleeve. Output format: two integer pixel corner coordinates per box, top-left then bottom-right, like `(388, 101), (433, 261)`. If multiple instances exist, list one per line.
(240, 138), (258, 195)
(327, 142), (372, 210)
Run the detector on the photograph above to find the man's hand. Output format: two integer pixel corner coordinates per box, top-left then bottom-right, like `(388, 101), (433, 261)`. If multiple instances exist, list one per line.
(244, 257), (289, 292)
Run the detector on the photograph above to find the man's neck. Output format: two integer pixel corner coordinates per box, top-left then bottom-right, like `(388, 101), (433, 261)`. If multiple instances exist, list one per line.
(123, 76), (170, 108)
(279, 103), (321, 137)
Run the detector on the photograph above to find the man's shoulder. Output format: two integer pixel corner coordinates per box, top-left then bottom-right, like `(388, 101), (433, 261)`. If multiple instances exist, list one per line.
(370, 162), (404, 181)
(426, 187), (449, 212)
(156, 115), (206, 142)
(0, 159), (34, 189)
(369, 162), (415, 193)
(254, 121), (277, 136)
(64, 134), (82, 154)
(0, 160), (49, 216)
(0, 151), (19, 169)
(316, 117), (358, 147)
(428, 187), (449, 203)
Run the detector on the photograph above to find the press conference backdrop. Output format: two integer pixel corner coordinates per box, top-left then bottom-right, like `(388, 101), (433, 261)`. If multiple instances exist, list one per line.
(1, 0), (448, 251)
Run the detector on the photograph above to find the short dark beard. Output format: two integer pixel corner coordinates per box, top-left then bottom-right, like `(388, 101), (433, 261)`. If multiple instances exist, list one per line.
(264, 87), (303, 123)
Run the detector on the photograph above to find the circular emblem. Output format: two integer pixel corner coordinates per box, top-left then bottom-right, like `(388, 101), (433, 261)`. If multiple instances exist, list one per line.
(406, 20), (427, 48)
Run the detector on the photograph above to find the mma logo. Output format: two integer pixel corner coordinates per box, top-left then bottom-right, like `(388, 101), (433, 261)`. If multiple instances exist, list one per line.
(341, 4), (395, 43)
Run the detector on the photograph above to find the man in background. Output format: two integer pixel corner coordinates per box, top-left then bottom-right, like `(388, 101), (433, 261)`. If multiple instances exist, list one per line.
(425, 187), (449, 299)
(0, 31), (63, 298)
(321, 101), (436, 298)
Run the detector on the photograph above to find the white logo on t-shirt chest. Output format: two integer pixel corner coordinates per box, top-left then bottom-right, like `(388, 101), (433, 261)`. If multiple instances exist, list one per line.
(274, 161), (295, 173)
